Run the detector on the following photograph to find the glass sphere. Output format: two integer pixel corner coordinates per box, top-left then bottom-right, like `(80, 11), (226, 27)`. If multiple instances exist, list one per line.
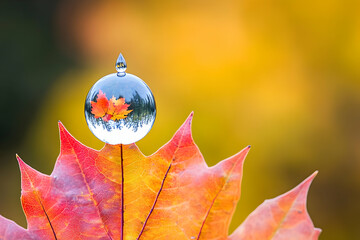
(85, 72), (156, 145)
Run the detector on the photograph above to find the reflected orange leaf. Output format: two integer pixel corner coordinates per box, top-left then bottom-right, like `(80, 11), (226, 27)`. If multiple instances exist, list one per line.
(91, 90), (132, 122)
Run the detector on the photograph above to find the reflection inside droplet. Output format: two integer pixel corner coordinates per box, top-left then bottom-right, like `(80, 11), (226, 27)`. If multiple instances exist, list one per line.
(85, 72), (156, 145)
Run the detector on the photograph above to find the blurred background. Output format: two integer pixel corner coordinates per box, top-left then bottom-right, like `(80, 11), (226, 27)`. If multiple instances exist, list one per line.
(1, 0), (359, 239)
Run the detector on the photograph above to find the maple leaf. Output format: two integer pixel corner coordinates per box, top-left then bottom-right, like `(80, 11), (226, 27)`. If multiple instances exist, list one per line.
(107, 97), (133, 121)
(91, 90), (109, 118)
(0, 113), (320, 240)
(91, 90), (132, 122)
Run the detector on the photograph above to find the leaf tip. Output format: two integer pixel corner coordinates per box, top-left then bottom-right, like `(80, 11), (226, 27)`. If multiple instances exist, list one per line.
(178, 112), (194, 135)
(181, 112), (195, 138)
(58, 121), (76, 144)
(15, 154), (34, 176)
(165, 112), (196, 150)
(226, 145), (251, 165)
(285, 171), (318, 206)
(15, 154), (24, 166)
(299, 171), (318, 195)
(58, 120), (65, 131)
(215, 145), (251, 177)
(313, 228), (322, 239)
(304, 170), (318, 186)
(186, 111), (194, 125)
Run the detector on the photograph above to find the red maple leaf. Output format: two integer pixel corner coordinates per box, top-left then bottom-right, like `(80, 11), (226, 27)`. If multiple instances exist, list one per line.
(0, 113), (320, 239)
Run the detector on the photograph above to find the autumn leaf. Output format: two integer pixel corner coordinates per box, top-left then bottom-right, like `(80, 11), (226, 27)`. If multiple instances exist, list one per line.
(229, 172), (322, 240)
(91, 90), (132, 122)
(0, 113), (320, 240)
(107, 97), (133, 121)
(91, 90), (109, 118)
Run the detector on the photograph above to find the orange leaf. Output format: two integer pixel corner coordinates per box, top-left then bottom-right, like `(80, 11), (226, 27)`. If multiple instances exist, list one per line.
(229, 172), (321, 240)
(108, 97), (133, 121)
(0, 113), (320, 240)
(91, 90), (109, 119)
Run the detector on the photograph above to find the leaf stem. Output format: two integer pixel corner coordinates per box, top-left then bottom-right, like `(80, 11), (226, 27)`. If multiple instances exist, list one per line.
(121, 144), (124, 240)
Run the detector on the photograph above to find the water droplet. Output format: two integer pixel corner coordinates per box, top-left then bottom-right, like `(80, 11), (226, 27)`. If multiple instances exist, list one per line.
(115, 53), (127, 76)
(85, 54), (156, 145)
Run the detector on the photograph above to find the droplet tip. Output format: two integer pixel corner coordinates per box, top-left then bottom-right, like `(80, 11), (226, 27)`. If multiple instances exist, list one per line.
(115, 52), (127, 73)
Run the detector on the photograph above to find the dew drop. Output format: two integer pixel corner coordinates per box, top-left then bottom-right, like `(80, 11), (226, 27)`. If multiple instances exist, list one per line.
(85, 53), (156, 145)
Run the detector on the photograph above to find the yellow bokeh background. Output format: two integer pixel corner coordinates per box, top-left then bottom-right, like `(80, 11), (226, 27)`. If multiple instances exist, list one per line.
(1, 0), (360, 239)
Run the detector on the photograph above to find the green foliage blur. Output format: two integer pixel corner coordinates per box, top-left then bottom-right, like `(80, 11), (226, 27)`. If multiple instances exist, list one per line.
(1, 0), (360, 239)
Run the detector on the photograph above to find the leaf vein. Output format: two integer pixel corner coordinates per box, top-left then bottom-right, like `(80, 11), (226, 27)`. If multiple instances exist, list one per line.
(63, 134), (113, 240)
